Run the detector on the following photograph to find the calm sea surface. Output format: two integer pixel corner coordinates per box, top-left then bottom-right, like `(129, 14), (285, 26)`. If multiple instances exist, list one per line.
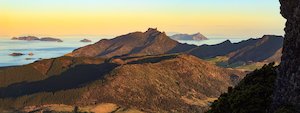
(0, 38), (246, 67)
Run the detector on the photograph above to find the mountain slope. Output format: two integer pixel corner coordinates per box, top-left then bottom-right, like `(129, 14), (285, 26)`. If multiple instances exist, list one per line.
(189, 39), (259, 59)
(227, 35), (283, 63)
(68, 28), (195, 58)
(190, 35), (283, 65)
(0, 54), (244, 113)
(67, 29), (283, 66)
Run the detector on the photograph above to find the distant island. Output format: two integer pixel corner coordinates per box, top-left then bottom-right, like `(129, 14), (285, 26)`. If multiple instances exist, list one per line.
(80, 39), (92, 42)
(12, 36), (63, 42)
(170, 33), (208, 41)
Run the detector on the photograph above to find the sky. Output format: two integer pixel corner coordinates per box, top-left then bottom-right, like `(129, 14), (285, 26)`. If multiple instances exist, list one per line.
(0, 0), (285, 38)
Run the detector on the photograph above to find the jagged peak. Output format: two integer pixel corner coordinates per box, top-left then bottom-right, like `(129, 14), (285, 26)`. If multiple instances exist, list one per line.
(145, 28), (162, 35)
(146, 28), (158, 32)
(144, 28), (168, 38)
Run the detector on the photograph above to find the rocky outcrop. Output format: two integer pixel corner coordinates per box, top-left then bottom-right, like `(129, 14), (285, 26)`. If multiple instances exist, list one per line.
(271, 0), (300, 112)
(170, 33), (208, 40)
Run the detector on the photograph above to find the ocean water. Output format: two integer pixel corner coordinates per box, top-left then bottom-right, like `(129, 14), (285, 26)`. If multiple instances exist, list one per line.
(0, 38), (246, 67)
(0, 38), (98, 67)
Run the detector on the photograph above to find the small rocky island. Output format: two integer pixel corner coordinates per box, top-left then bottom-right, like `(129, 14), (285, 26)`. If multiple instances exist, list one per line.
(80, 39), (92, 42)
(170, 33), (208, 41)
(9, 53), (25, 56)
(11, 36), (39, 41)
(9, 52), (35, 57)
(12, 36), (63, 42)
(40, 37), (63, 42)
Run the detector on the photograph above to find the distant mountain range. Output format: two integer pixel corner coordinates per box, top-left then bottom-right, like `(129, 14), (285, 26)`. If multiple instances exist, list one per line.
(170, 33), (208, 40)
(0, 28), (283, 112)
(69, 28), (283, 69)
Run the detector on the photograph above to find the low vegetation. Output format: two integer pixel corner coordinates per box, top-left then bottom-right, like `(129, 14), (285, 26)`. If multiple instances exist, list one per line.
(206, 63), (277, 113)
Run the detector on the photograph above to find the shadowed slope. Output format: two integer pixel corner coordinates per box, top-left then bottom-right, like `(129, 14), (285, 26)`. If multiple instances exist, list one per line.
(227, 35), (283, 63)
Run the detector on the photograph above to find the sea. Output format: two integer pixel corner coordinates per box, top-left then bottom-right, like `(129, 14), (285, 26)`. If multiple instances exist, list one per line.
(0, 38), (246, 67)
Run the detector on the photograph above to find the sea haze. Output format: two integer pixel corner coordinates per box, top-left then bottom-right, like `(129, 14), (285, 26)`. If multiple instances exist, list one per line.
(0, 38), (245, 67)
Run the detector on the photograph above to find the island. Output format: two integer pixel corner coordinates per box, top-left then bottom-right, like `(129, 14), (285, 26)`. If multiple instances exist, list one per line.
(80, 39), (92, 42)
(40, 37), (63, 42)
(170, 33), (208, 41)
(9, 53), (25, 56)
(11, 36), (39, 41)
(11, 36), (63, 42)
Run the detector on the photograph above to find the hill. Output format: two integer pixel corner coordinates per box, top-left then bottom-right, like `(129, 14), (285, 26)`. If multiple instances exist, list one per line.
(0, 54), (244, 113)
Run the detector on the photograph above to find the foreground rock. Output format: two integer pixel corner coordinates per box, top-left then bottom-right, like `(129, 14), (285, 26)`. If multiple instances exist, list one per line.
(11, 36), (63, 42)
(80, 39), (92, 42)
(0, 54), (245, 113)
(170, 33), (208, 40)
(271, 0), (300, 112)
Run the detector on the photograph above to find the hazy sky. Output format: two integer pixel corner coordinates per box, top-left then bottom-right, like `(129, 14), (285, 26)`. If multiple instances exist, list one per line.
(0, 0), (285, 38)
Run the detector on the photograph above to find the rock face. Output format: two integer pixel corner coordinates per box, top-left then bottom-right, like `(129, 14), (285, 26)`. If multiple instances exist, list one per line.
(170, 33), (208, 40)
(271, 0), (300, 112)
